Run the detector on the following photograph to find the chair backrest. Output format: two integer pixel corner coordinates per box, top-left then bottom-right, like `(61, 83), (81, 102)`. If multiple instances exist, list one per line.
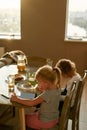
(82, 70), (87, 82)
(27, 56), (47, 67)
(0, 50), (27, 65)
(70, 70), (87, 117)
(58, 81), (76, 130)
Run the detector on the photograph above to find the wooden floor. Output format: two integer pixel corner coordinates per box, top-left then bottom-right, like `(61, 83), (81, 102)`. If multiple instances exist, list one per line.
(68, 80), (87, 130)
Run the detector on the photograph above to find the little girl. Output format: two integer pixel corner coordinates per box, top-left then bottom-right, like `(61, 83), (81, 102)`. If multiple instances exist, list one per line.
(55, 59), (81, 116)
(10, 65), (61, 129)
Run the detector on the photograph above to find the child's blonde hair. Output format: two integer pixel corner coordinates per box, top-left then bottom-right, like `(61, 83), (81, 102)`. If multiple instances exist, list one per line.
(35, 65), (61, 88)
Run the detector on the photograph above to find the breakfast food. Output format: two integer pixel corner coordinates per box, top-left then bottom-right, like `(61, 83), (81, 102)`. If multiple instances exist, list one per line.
(15, 74), (24, 82)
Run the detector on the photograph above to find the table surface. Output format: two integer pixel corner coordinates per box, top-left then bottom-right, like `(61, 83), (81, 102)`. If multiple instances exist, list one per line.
(0, 65), (18, 103)
(0, 64), (37, 101)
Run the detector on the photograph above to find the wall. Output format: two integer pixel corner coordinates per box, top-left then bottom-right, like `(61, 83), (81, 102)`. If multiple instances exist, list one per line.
(0, 0), (87, 75)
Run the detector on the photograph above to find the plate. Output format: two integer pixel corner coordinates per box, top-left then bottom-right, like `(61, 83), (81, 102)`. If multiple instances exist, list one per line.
(16, 80), (32, 92)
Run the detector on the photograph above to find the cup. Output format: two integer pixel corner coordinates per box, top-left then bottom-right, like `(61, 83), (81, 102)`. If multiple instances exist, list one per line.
(17, 55), (26, 71)
(8, 75), (15, 92)
(46, 58), (53, 67)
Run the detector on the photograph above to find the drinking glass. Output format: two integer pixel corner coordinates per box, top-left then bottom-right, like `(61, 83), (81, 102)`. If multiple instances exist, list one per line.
(17, 55), (26, 71)
(46, 58), (53, 67)
(8, 75), (15, 93)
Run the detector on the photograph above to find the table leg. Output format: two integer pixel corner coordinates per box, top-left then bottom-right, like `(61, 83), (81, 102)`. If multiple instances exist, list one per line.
(19, 108), (26, 130)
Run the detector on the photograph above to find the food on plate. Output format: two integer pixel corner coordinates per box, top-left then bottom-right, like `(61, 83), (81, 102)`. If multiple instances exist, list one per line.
(15, 74), (24, 82)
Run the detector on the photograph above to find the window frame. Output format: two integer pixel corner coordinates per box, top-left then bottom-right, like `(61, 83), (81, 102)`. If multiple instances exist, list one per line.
(65, 0), (87, 42)
(0, 0), (21, 40)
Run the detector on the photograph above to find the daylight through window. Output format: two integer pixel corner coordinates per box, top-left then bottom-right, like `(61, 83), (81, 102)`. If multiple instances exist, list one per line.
(65, 0), (87, 41)
(0, 0), (21, 39)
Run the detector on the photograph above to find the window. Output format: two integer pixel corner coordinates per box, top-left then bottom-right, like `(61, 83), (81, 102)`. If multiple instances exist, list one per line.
(65, 0), (87, 41)
(0, 0), (21, 39)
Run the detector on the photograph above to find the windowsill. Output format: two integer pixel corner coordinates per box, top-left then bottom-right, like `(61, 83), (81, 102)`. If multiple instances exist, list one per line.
(0, 35), (21, 40)
(65, 38), (87, 42)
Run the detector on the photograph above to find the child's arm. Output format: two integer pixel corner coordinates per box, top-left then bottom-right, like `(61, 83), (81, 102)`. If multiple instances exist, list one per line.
(10, 93), (44, 107)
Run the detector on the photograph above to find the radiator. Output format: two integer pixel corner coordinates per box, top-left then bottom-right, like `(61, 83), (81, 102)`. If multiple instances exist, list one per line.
(0, 47), (4, 57)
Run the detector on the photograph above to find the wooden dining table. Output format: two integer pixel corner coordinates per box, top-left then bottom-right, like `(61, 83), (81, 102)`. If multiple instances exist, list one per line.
(0, 64), (38, 130)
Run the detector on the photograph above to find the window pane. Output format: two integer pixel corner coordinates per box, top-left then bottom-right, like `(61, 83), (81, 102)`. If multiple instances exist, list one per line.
(65, 0), (87, 40)
(0, 0), (21, 39)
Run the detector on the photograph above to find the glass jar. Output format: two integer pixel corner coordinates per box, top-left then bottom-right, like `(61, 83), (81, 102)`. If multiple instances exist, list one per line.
(17, 55), (26, 71)
(8, 75), (15, 92)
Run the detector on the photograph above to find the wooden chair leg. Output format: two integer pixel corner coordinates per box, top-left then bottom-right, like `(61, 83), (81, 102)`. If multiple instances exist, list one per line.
(12, 106), (15, 117)
(72, 119), (75, 130)
(75, 109), (80, 130)
(72, 118), (79, 130)
(76, 120), (79, 130)
(76, 112), (79, 130)
(75, 116), (79, 130)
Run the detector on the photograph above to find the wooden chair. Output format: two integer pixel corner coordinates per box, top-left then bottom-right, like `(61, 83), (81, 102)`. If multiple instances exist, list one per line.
(27, 56), (47, 67)
(68, 70), (87, 130)
(57, 81), (76, 130)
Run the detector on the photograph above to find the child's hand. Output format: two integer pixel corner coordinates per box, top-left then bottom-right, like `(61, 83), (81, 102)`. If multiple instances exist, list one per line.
(10, 93), (18, 103)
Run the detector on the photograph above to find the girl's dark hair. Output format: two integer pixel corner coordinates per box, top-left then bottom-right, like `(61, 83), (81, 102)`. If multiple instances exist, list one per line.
(55, 59), (76, 75)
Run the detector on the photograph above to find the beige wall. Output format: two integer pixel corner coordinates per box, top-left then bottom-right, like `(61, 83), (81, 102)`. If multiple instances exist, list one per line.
(0, 0), (87, 75)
